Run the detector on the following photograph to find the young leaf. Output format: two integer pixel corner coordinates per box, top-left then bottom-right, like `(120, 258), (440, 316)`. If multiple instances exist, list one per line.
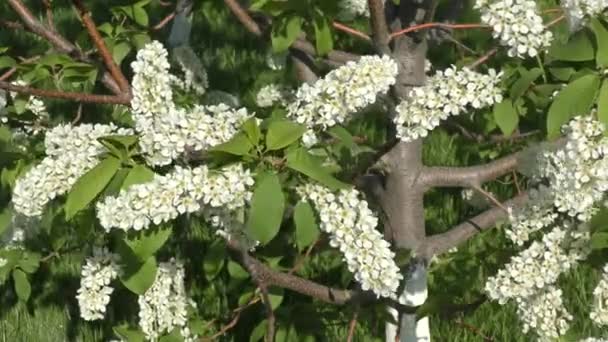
(120, 256), (158, 295)
(598, 80), (608, 130)
(547, 30), (595, 62)
(203, 239), (227, 280)
(266, 120), (307, 150)
(591, 232), (608, 250)
(12, 269), (31, 302)
(313, 11), (333, 56)
(286, 148), (348, 190)
(590, 18), (608, 68)
(243, 118), (262, 145)
(228, 260), (249, 279)
(65, 156), (121, 220)
(547, 74), (600, 138)
(293, 201), (320, 251)
(509, 68), (542, 99)
(210, 133), (253, 156)
(124, 225), (172, 262)
(122, 164), (156, 190)
(493, 99), (519, 136)
(246, 173), (285, 245)
(271, 15), (303, 52)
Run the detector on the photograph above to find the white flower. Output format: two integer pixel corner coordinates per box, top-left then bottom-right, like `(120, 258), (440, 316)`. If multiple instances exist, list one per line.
(76, 247), (121, 321)
(338, 0), (370, 20)
(561, 0), (608, 31)
(475, 0), (553, 58)
(12, 123), (132, 217)
(506, 185), (558, 245)
(517, 286), (573, 340)
(256, 84), (291, 108)
(394, 66), (503, 142)
(138, 259), (196, 341)
(297, 183), (402, 299)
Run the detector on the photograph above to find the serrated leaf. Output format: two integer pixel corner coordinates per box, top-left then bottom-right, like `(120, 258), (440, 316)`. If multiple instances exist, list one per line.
(211, 133), (253, 156)
(271, 15), (303, 52)
(203, 239), (226, 280)
(548, 30), (595, 62)
(124, 225), (172, 262)
(246, 173), (285, 245)
(598, 80), (608, 131)
(313, 11), (333, 56)
(12, 269), (30, 302)
(120, 256), (157, 295)
(286, 148), (348, 190)
(547, 74), (600, 138)
(265, 120), (307, 150)
(294, 201), (319, 251)
(493, 99), (519, 136)
(122, 164), (155, 190)
(590, 18), (608, 68)
(65, 157), (121, 220)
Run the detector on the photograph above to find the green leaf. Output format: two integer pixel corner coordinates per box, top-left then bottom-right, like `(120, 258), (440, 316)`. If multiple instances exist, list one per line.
(0, 207), (12, 237)
(65, 156), (121, 220)
(246, 173), (285, 245)
(547, 30), (595, 62)
(112, 42), (131, 65)
(211, 133), (253, 156)
(12, 269), (30, 302)
(120, 256), (157, 295)
(18, 251), (40, 274)
(268, 287), (284, 310)
(547, 74), (600, 138)
(293, 201), (319, 251)
(591, 232), (608, 250)
(204, 239), (226, 280)
(122, 164), (156, 190)
(0, 56), (16, 69)
(286, 148), (348, 190)
(265, 120), (307, 150)
(159, 329), (182, 342)
(493, 99), (519, 136)
(327, 126), (356, 150)
(250, 319), (268, 342)
(243, 118), (262, 145)
(271, 15), (303, 53)
(102, 168), (130, 197)
(101, 135), (139, 149)
(228, 260), (249, 279)
(598, 80), (608, 130)
(113, 325), (145, 342)
(509, 68), (542, 99)
(124, 225), (172, 262)
(133, 6), (149, 26)
(312, 11), (333, 56)
(590, 18), (608, 68)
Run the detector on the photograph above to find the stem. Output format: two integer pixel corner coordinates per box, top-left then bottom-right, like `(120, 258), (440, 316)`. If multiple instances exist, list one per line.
(536, 54), (548, 83)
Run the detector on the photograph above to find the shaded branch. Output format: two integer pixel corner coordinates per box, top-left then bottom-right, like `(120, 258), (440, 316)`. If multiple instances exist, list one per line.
(0, 81), (130, 104)
(290, 49), (319, 84)
(223, 0), (263, 37)
(367, 0), (390, 54)
(421, 152), (519, 188)
(418, 193), (528, 258)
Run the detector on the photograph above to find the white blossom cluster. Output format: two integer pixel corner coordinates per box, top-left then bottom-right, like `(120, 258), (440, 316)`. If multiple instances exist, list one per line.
(12, 123), (132, 217)
(475, 0), (553, 58)
(561, 0), (608, 30)
(591, 264), (608, 326)
(297, 183), (402, 299)
(138, 259), (196, 341)
(538, 116), (608, 221)
(517, 286), (573, 340)
(288, 55), (398, 130)
(96, 164), (254, 232)
(131, 41), (250, 165)
(170, 61), (208, 96)
(486, 224), (590, 304)
(338, 0), (370, 19)
(394, 66), (503, 142)
(4, 81), (49, 133)
(76, 247), (121, 321)
(256, 84), (291, 108)
(506, 185), (558, 245)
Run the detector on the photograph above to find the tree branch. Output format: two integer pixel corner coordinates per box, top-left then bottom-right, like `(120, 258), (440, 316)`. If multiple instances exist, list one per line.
(290, 49), (319, 84)
(421, 152), (519, 188)
(0, 81), (130, 104)
(367, 0), (391, 54)
(6, 0), (121, 94)
(418, 193), (528, 258)
(223, 0), (263, 37)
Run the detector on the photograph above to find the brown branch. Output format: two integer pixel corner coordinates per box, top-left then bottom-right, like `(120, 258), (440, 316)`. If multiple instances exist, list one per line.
(290, 49), (319, 84)
(421, 152), (519, 188)
(152, 12), (176, 31)
(390, 23), (490, 40)
(346, 309), (359, 342)
(418, 193), (528, 258)
(223, 0), (263, 37)
(41, 0), (56, 32)
(72, 0), (131, 93)
(0, 81), (130, 104)
(367, 0), (390, 54)
(6, 0), (121, 94)
(333, 21), (371, 41)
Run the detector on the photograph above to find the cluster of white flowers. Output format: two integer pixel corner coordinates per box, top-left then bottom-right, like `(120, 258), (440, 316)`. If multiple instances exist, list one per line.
(138, 259), (196, 341)
(255, 84), (291, 108)
(561, 0), (608, 30)
(394, 66), (503, 142)
(12, 123), (132, 217)
(517, 286), (573, 340)
(96, 164), (254, 232)
(486, 225), (590, 304)
(591, 264), (608, 326)
(170, 61), (208, 96)
(475, 0), (553, 58)
(506, 185), (558, 245)
(288, 55), (398, 131)
(3, 81), (49, 133)
(297, 183), (402, 299)
(338, 0), (370, 19)
(131, 41), (250, 165)
(76, 247), (121, 321)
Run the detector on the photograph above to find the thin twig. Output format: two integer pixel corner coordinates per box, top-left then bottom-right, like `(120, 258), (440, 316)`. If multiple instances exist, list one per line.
(152, 12), (176, 31)
(512, 171), (522, 195)
(41, 0), (56, 31)
(288, 239), (319, 275)
(471, 185), (508, 213)
(258, 284), (276, 342)
(346, 309), (359, 342)
(0, 81), (130, 104)
(333, 22), (371, 41)
(390, 23), (490, 40)
(72, 103), (83, 124)
(468, 48), (498, 68)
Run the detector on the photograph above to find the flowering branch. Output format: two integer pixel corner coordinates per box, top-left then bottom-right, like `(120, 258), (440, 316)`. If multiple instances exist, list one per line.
(367, 0), (391, 54)
(419, 193), (528, 258)
(421, 152), (519, 188)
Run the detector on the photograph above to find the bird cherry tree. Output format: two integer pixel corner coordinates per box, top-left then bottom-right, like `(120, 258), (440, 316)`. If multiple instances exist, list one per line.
(1, 0), (608, 341)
